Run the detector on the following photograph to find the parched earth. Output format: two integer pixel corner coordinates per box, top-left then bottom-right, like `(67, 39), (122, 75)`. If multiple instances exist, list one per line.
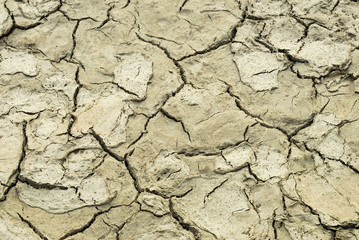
(1, 0), (359, 239)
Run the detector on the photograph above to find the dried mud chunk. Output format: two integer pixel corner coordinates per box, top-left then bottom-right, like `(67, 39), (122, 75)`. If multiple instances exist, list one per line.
(4, 12), (77, 62)
(138, 192), (170, 216)
(0, 209), (42, 240)
(247, 0), (291, 17)
(246, 124), (290, 152)
(113, 53), (153, 99)
(0, 48), (38, 76)
(316, 129), (346, 160)
(0, 86), (71, 116)
(18, 139), (137, 213)
(293, 113), (341, 145)
(294, 170), (359, 226)
(329, 1), (359, 46)
(183, 46), (320, 134)
(117, 211), (195, 240)
(5, 0), (60, 28)
(72, 94), (133, 147)
(0, 188), (99, 240)
(61, 204), (140, 240)
(61, 0), (126, 22)
(288, 0), (339, 16)
(234, 51), (287, 91)
(60, 149), (106, 186)
(336, 229), (359, 240)
(74, 20), (126, 85)
(163, 86), (255, 149)
(181, 46), (239, 93)
(26, 112), (70, 151)
(69, 85), (147, 154)
(246, 125), (290, 180)
(275, 197), (333, 240)
(20, 153), (65, 186)
(316, 77), (359, 123)
(248, 183), (284, 219)
(294, 114), (359, 169)
(293, 41), (352, 78)
(73, 19), (143, 86)
(24, 138), (100, 176)
(75, 20), (182, 115)
(287, 145), (315, 173)
(10, 85), (71, 114)
(251, 145), (289, 181)
(17, 182), (88, 213)
(94, 155), (138, 206)
(231, 20), (265, 52)
(216, 143), (255, 173)
(349, 49), (359, 78)
(20, 137), (101, 187)
(0, 2), (13, 37)
(192, 46), (321, 133)
(42, 73), (78, 100)
(134, 0), (241, 59)
(263, 16), (305, 53)
(234, 69), (322, 134)
(144, 151), (190, 197)
(316, 160), (359, 216)
(0, 119), (24, 200)
(340, 120), (359, 168)
(172, 171), (270, 240)
(17, 157), (137, 213)
(126, 113), (191, 195)
(78, 174), (112, 204)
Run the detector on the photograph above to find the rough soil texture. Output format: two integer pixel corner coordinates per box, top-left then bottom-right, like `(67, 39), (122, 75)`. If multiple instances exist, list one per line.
(1, 0), (359, 239)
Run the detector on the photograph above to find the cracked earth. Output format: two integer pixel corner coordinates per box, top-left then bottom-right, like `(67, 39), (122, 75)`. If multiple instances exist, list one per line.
(1, 0), (359, 239)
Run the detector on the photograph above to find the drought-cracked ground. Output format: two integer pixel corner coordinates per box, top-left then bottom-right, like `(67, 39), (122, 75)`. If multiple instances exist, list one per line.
(1, 0), (359, 239)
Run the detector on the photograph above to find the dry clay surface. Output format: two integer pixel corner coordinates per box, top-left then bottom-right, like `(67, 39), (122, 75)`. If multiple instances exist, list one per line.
(1, 0), (359, 239)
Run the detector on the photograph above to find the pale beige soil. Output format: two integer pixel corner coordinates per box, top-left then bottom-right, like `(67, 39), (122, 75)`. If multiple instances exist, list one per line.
(1, 0), (359, 239)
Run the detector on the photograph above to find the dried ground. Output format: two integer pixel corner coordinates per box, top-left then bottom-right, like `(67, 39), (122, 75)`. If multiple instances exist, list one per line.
(1, 0), (359, 239)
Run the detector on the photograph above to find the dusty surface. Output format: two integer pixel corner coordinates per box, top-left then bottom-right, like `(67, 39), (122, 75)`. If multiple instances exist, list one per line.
(0, 0), (359, 239)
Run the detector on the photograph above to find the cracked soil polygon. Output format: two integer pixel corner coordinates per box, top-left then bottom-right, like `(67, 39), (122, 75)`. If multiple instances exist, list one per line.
(1, 0), (359, 239)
